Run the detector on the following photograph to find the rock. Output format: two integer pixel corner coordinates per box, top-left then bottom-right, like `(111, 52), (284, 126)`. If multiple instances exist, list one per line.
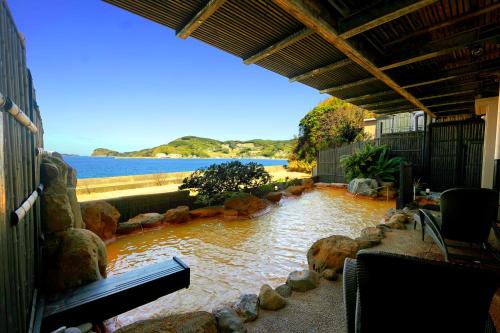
(355, 238), (381, 249)
(265, 191), (283, 203)
(234, 294), (259, 322)
(347, 178), (379, 197)
(223, 209), (239, 217)
(303, 178), (314, 189)
(275, 284), (292, 298)
(52, 327), (66, 333)
(259, 284), (286, 310)
(47, 229), (107, 292)
(213, 308), (247, 332)
(224, 194), (267, 216)
(163, 206), (190, 223)
(116, 221), (142, 235)
(307, 235), (360, 273)
(360, 227), (384, 241)
(321, 269), (338, 281)
(190, 207), (225, 218)
(41, 193), (74, 233)
(128, 213), (163, 228)
(67, 188), (84, 229)
(286, 270), (320, 292)
(81, 201), (120, 240)
(385, 221), (406, 230)
(389, 213), (410, 224)
(64, 328), (82, 333)
(76, 323), (93, 333)
(115, 311), (217, 333)
(286, 185), (306, 196)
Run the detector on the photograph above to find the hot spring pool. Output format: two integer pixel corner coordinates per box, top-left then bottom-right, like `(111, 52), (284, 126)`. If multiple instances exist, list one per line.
(105, 187), (393, 329)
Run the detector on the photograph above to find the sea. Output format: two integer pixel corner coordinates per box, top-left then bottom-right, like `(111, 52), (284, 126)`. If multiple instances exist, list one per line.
(63, 156), (287, 179)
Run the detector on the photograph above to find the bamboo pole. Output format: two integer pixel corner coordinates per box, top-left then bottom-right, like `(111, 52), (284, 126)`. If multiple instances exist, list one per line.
(0, 92), (37, 133)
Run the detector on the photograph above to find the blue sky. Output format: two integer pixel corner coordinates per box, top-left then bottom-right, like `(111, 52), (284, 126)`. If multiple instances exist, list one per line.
(8, 0), (324, 155)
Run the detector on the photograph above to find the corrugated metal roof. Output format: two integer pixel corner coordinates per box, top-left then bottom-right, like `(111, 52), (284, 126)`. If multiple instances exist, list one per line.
(103, 0), (500, 117)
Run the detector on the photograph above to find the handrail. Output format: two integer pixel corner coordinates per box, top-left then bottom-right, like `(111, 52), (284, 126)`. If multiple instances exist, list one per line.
(11, 184), (44, 225)
(0, 91), (38, 133)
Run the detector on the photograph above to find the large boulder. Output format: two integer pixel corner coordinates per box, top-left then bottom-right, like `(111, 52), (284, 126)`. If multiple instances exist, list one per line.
(347, 178), (379, 197)
(303, 178), (314, 189)
(116, 221), (142, 235)
(81, 201), (120, 240)
(286, 185), (306, 196)
(259, 284), (286, 310)
(190, 207), (225, 218)
(265, 192), (283, 203)
(115, 311), (217, 333)
(213, 308), (247, 333)
(233, 294), (259, 322)
(307, 235), (360, 274)
(224, 194), (267, 216)
(47, 228), (107, 291)
(163, 206), (190, 223)
(286, 270), (320, 292)
(66, 165), (84, 229)
(275, 284), (292, 298)
(128, 213), (163, 228)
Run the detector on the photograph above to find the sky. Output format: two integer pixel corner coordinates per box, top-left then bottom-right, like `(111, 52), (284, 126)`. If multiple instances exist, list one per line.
(8, 0), (325, 156)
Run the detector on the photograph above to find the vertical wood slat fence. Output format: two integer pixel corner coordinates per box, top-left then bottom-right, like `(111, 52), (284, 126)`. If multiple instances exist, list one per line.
(317, 119), (485, 192)
(317, 131), (424, 184)
(0, 2), (44, 333)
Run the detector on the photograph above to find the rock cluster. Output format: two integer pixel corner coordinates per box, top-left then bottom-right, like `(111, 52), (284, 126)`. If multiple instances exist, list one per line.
(41, 153), (107, 292)
(224, 194), (267, 216)
(259, 284), (286, 310)
(115, 311), (217, 333)
(347, 178), (379, 197)
(81, 201), (120, 240)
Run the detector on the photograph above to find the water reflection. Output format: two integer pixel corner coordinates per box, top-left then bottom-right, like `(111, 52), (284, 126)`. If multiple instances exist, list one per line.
(105, 188), (393, 330)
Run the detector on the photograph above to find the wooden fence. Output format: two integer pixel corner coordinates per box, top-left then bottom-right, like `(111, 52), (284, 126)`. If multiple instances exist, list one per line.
(0, 2), (44, 332)
(317, 119), (485, 191)
(317, 131), (424, 184)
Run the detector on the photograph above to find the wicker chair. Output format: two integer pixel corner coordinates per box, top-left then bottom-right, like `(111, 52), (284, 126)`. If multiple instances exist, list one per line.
(418, 188), (499, 261)
(343, 251), (498, 333)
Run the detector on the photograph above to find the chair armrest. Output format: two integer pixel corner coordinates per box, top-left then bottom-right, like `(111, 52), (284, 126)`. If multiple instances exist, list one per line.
(343, 258), (358, 333)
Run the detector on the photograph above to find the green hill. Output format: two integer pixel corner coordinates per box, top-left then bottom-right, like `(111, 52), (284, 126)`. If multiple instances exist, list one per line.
(92, 136), (296, 159)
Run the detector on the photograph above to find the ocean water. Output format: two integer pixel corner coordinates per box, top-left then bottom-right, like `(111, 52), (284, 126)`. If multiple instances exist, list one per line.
(63, 156), (287, 179)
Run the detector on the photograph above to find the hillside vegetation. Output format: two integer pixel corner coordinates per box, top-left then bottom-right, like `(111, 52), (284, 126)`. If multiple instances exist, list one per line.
(92, 136), (295, 159)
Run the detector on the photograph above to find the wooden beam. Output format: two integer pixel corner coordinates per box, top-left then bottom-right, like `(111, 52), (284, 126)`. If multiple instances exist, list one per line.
(320, 77), (378, 94)
(386, 2), (500, 48)
(244, 28), (314, 65)
(402, 74), (462, 89)
(289, 58), (352, 82)
(338, 0), (437, 39)
(272, 0), (436, 117)
(418, 89), (476, 101)
(344, 90), (395, 103)
(372, 105), (419, 114)
(379, 29), (500, 71)
(426, 100), (473, 108)
(359, 98), (407, 109)
(176, 0), (227, 39)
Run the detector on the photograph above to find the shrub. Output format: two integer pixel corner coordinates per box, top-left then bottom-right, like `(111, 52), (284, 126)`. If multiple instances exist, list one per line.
(340, 144), (401, 182)
(179, 161), (271, 205)
(287, 159), (316, 173)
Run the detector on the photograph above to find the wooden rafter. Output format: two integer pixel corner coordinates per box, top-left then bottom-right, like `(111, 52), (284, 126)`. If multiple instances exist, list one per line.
(344, 90), (395, 103)
(426, 100), (474, 108)
(385, 2), (500, 48)
(359, 98), (407, 109)
(271, 0), (436, 117)
(320, 77), (378, 94)
(372, 105), (419, 114)
(289, 58), (352, 82)
(244, 28), (314, 65)
(418, 89), (476, 101)
(338, 0), (437, 39)
(176, 0), (227, 39)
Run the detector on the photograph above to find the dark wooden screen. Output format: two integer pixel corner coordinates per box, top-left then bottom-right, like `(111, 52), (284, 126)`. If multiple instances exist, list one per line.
(428, 119), (484, 191)
(0, 2), (44, 332)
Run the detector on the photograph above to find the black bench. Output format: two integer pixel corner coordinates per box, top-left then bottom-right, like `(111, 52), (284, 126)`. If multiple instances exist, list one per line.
(41, 257), (190, 332)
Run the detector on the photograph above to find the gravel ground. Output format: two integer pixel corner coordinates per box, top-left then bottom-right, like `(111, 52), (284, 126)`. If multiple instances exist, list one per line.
(245, 278), (346, 333)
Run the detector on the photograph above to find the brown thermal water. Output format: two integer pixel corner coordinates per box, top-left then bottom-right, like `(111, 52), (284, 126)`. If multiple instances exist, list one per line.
(105, 188), (393, 330)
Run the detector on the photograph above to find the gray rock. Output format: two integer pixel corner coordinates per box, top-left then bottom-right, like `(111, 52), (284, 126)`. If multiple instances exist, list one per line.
(259, 284), (286, 310)
(360, 227), (384, 241)
(64, 328), (82, 333)
(286, 270), (320, 292)
(76, 323), (92, 333)
(321, 269), (338, 281)
(347, 178), (378, 197)
(115, 311), (217, 333)
(213, 307), (247, 333)
(275, 284), (292, 298)
(234, 294), (259, 322)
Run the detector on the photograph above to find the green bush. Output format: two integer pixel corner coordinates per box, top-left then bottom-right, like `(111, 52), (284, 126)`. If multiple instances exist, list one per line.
(179, 161), (271, 205)
(340, 144), (401, 182)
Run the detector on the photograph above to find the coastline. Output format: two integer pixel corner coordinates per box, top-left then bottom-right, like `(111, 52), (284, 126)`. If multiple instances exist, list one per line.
(77, 166), (310, 202)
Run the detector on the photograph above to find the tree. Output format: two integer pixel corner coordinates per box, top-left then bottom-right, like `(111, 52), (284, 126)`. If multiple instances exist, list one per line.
(294, 97), (369, 162)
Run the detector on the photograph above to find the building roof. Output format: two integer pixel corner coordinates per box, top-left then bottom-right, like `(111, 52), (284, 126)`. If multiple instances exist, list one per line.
(103, 0), (500, 118)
